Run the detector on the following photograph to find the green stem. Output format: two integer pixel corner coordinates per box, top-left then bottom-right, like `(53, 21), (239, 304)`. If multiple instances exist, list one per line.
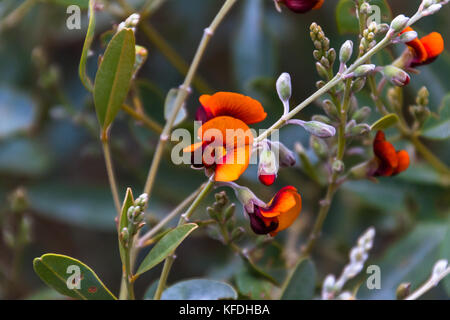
(101, 131), (121, 214)
(255, 36), (392, 143)
(0, 0), (36, 32)
(143, 0), (239, 197)
(153, 178), (215, 300)
(139, 23), (212, 94)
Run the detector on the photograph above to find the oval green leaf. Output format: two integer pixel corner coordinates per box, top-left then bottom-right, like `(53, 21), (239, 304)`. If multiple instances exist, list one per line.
(280, 258), (316, 300)
(370, 113), (399, 131)
(421, 93), (450, 140)
(161, 279), (237, 300)
(78, 0), (96, 92)
(164, 88), (187, 126)
(33, 253), (116, 300)
(94, 28), (136, 130)
(136, 223), (198, 276)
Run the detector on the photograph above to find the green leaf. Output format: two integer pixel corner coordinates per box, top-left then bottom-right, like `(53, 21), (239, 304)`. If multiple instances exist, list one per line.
(164, 88), (187, 126)
(78, 0), (96, 92)
(236, 267), (273, 299)
(118, 188), (134, 265)
(33, 253), (116, 300)
(336, 0), (392, 35)
(136, 223), (198, 276)
(370, 113), (399, 131)
(358, 223), (448, 299)
(399, 163), (450, 187)
(161, 279), (237, 300)
(94, 29), (136, 130)
(421, 120), (450, 140)
(280, 259), (316, 300)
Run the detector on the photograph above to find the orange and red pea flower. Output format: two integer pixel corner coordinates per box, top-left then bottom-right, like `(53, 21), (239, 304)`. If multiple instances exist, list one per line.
(248, 186), (302, 236)
(401, 27), (444, 67)
(183, 92), (267, 182)
(372, 131), (410, 177)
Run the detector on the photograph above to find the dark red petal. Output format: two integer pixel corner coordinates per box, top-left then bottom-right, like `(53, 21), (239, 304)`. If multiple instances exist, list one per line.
(248, 207), (278, 235)
(283, 0), (322, 13)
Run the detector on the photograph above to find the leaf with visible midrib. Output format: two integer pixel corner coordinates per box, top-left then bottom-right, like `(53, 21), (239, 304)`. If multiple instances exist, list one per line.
(94, 29), (135, 130)
(33, 253), (116, 300)
(79, 0), (96, 92)
(136, 223), (198, 276)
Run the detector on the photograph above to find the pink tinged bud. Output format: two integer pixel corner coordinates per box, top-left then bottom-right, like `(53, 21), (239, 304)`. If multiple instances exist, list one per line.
(258, 148), (279, 186)
(271, 141), (296, 167)
(225, 182), (266, 214)
(288, 119), (336, 138)
(382, 65), (410, 87)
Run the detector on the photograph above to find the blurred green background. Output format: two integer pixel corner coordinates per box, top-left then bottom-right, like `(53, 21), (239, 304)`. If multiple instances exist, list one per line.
(0, 0), (449, 299)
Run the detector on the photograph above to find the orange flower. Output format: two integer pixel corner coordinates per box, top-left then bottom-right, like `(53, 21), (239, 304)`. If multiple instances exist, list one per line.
(372, 131), (410, 177)
(401, 27), (444, 67)
(248, 186), (302, 236)
(277, 0), (324, 13)
(184, 92), (267, 182)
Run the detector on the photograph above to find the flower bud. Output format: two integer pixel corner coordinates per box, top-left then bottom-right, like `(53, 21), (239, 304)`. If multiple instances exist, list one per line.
(332, 159), (344, 173)
(352, 77), (366, 92)
(397, 31), (418, 43)
(352, 64), (376, 77)
(289, 119), (336, 138)
(348, 123), (371, 137)
(258, 148), (279, 186)
(230, 227), (245, 242)
(316, 62), (329, 79)
(396, 283), (411, 300)
(118, 13), (140, 32)
(229, 183), (265, 214)
(352, 106), (371, 123)
(339, 40), (353, 64)
(422, 4), (442, 16)
(382, 65), (410, 87)
(310, 135), (328, 159)
(271, 141), (296, 167)
(312, 115), (332, 125)
(322, 99), (339, 119)
(390, 14), (410, 33)
(359, 2), (371, 14)
(276, 72), (292, 103)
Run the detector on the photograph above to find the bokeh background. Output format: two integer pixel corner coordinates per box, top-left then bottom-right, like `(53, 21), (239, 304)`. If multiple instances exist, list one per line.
(0, 0), (449, 299)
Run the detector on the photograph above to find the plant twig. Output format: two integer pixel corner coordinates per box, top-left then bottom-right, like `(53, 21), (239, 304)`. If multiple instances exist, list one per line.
(101, 131), (121, 214)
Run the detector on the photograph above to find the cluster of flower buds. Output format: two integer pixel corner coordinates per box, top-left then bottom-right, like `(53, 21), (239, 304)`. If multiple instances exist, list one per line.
(118, 13), (140, 33)
(206, 191), (243, 244)
(120, 193), (148, 247)
(310, 23), (337, 88)
(359, 21), (379, 56)
(322, 227), (375, 300)
(409, 86), (431, 128)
